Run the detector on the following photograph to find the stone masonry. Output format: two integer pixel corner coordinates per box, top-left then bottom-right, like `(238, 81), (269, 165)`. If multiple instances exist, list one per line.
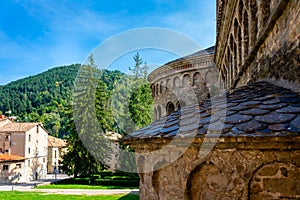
(122, 0), (300, 199)
(149, 47), (216, 120)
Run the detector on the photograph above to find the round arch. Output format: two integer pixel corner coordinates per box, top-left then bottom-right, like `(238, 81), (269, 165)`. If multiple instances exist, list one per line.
(166, 101), (175, 115)
(183, 74), (191, 86)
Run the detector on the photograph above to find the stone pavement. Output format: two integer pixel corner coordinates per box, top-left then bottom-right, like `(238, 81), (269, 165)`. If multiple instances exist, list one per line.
(0, 174), (69, 191)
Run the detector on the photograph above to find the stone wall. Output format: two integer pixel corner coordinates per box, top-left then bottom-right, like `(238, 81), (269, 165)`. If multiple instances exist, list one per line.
(215, 0), (300, 90)
(149, 52), (216, 120)
(240, 0), (300, 87)
(135, 138), (300, 200)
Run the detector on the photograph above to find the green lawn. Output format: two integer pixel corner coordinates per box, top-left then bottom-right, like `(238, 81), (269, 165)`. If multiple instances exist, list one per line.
(36, 184), (138, 190)
(0, 191), (139, 200)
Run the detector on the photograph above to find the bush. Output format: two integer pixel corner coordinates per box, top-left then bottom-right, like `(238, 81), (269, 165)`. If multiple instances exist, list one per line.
(54, 172), (139, 187)
(94, 179), (139, 187)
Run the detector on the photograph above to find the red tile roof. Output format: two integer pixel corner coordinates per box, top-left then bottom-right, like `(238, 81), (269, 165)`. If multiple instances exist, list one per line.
(0, 122), (40, 133)
(0, 119), (12, 128)
(0, 154), (25, 162)
(48, 135), (67, 147)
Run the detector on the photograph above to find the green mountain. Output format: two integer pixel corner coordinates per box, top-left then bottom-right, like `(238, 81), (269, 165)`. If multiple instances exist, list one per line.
(0, 64), (80, 137)
(0, 64), (153, 138)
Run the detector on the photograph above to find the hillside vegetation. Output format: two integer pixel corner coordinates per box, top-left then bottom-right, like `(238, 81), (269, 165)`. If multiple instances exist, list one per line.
(0, 63), (153, 138)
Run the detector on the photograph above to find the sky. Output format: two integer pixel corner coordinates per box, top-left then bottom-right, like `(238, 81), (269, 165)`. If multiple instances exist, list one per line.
(0, 0), (216, 85)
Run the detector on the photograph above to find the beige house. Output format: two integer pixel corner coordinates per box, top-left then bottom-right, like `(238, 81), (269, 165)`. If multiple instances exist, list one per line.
(47, 135), (67, 173)
(0, 118), (48, 182)
(0, 154), (25, 184)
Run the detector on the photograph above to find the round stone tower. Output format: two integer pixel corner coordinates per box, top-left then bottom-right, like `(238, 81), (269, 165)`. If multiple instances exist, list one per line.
(148, 46), (217, 120)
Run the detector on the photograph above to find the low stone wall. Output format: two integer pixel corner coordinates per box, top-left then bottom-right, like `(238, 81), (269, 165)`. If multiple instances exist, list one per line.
(135, 137), (300, 200)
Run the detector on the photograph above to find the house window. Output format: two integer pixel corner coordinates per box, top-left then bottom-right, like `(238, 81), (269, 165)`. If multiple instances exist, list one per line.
(28, 148), (30, 154)
(5, 135), (9, 141)
(3, 165), (9, 170)
(54, 150), (57, 158)
(28, 160), (30, 167)
(28, 134), (31, 142)
(16, 164), (21, 168)
(43, 158), (46, 163)
(37, 126), (39, 134)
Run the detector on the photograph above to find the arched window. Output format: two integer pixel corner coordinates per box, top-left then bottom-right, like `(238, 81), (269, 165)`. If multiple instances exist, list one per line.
(250, 0), (258, 48)
(160, 81), (164, 93)
(154, 107), (157, 120)
(173, 76), (180, 88)
(193, 72), (202, 85)
(166, 79), (171, 92)
(166, 102), (175, 115)
(243, 10), (249, 61)
(156, 83), (159, 96)
(205, 70), (217, 86)
(183, 74), (191, 86)
(152, 84), (155, 97)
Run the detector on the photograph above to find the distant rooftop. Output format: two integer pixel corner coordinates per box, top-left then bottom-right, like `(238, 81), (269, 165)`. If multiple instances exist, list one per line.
(48, 135), (67, 147)
(0, 154), (25, 162)
(0, 121), (40, 133)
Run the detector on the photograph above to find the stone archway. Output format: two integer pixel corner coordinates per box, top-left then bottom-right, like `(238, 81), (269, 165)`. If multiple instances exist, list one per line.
(249, 162), (300, 199)
(166, 102), (175, 115)
(186, 163), (230, 200)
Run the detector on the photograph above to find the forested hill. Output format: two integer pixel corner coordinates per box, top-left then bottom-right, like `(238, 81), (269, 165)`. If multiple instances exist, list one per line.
(0, 64), (152, 138)
(0, 64), (81, 136)
(0, 64), (80, 115)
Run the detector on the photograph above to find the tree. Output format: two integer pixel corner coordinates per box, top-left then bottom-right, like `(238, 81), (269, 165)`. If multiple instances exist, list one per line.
(129, 52), (143, 79)
(129, 79), (153, 128)
(95, 78), (114, 133)
(60, 104), (104, 177)
(62, 54), (110, 177)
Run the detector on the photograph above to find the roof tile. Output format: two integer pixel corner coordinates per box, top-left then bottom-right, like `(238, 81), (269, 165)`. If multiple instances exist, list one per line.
(122, 82), (300, 141)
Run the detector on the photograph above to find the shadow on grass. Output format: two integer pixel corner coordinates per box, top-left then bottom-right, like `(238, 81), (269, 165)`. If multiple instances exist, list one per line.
(118, 192), (139, 200)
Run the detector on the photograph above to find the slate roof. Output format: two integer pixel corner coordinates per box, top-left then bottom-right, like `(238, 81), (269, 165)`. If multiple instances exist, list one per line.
(123, 81), (300, 141)
(0, 122), (40, 133)
(164, 46), (215, 65)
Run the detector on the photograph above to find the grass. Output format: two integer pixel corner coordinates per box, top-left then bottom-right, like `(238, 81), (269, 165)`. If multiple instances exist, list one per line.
(0, 191), (139, 200)
(36, 184), (138, 190)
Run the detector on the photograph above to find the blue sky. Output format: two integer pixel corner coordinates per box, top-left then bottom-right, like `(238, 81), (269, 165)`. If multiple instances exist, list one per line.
(0, 0), (216, 85)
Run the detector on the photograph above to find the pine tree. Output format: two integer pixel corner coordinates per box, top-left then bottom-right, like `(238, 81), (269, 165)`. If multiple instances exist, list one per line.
(60, 104), (104, 177)
(95, 77), (114, 133)
(129, 52), (143, 79)
(62, 54), (111, 177)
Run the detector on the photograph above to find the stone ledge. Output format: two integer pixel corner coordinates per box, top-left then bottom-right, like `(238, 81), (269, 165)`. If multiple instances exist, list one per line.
(122, 135), (300, 151)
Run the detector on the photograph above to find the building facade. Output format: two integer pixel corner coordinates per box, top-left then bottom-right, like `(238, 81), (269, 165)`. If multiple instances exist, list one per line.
(215, 0), (300, 90)
(47, 135), (67, 173)
(149, 47), (216, 120)
(0, 154), (25, 184)
(0, 119), (48, 182)
(123, 0), (300, 199)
